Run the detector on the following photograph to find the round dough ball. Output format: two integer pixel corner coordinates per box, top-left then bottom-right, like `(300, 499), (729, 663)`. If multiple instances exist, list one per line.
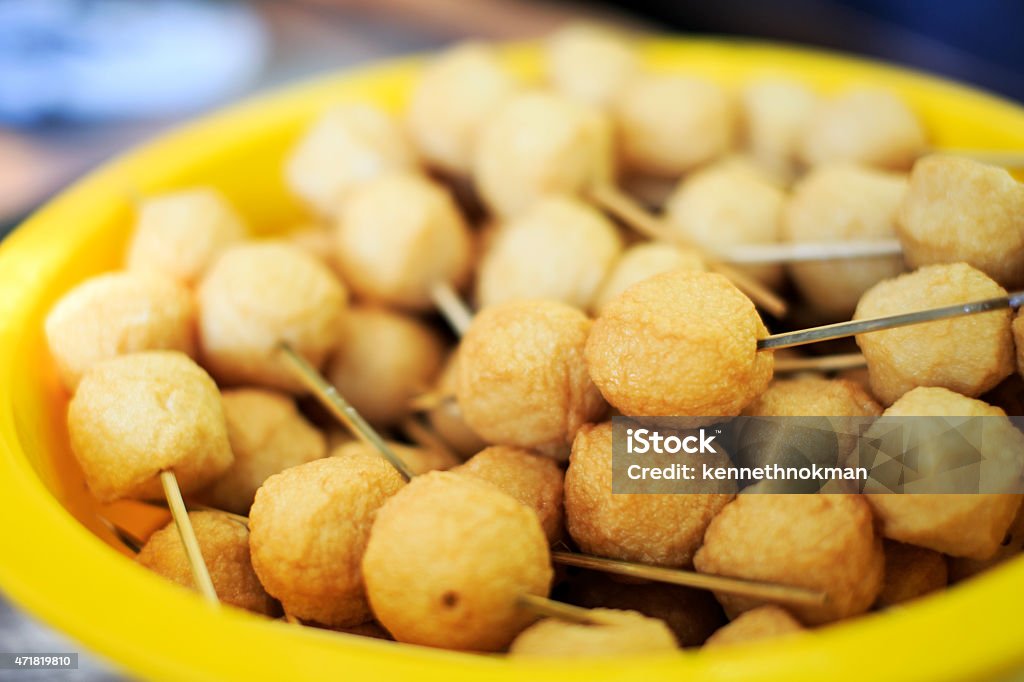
(546, 24), (639, 108)
(426, 351), (488, 459)
(476, 195), (622, 309)
(335, 173), (472, 310)
(898, 155), (1024, 288)
(948, 501), (1024, 581)
(703, 606), (804, 648)
(45, 271), (196, 391)
(454, 445), (565, 543)
(285, 103), (418, 216)
(742, 376), (881, 418)
(586, 270), (773, 419)
(614, 74), (736, 177)
(126, 187), (247, 285)
(474, 92), (614, 218)
(67, 351), (233, 502)
(784, 163), (907, 319)
(798, 87), (926, 170)
(197, 241), (347, 392)
(198, 389), (327, 515)
(286, 223), (339, 275)
(456, 300), (606, 456)
(509, 609), (677, 657)
(742, 78), (818, 181)
(591, 243), (705, 315)
(325, 306), (445, 428)
(332, 440), (458, 477)
(248, 454), (405, 627)
(854, 263), (1014, 404)
(137, 511), (276, 615)
(693, 494), (884, 625)
(875, 541), (948, 608)
(408, 42), (519, 175)
(362, 471), (553, 651)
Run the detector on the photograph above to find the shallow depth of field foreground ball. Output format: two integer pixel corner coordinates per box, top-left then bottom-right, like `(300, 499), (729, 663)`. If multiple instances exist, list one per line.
(509, 609), (677, 657)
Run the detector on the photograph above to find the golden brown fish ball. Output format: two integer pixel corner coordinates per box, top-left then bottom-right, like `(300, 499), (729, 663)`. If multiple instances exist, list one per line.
(45, 271), (196, 391)
(197, 242), (347, 392)
(362, 471), (553, 651)
(137, 511), (277, 615)
(286, 223), (339, 275)
(898, 155), (1024, 288)
(948, 502), (1024, 581)
(590, 243), (705, 315)
(565, 422), (735, 566)
(703, 606), (804, 648)
(408, 42), (519, 175)
(509, 609), (677, 657)
(586, 270), (773, 419)
(426, 351), (487, 459)
(476, 195), (622, 309)
(67, 351), (232, 502)
(198, 389), (327, 515)
(325, 306), (445, 428)
(1015, 311), (1024, 379)
(784, 163), (908, 319)
(693, 494), (884, 625)
(854, 263), (1014, 404)
(742, 78), (818, 181)
(614, 74), (737, 177)
(332, 440), (458, 476)
(335, 173), (472, 310)
(863, 387), (1024, 559)
(126, 187), (247, 285)
(474, 92), (614, 218)
(249, 454), (405, 627)
(742, 376), (881, 418)
(799, 87), (926, 170)
(457, 300), (605, 456)
(875, 541), (948, 608)
(454, 445), (565, 544)
(285, 103), (418, 216)
(546, 24), (639, 108)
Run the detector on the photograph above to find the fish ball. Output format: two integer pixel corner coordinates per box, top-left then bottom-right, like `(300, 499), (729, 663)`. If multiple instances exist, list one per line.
(591, 243), (705, 315)
(426, 351), (488, 459)
(948, 502), (1024, 581)
(510, 609), (677, 657)
(875, 541), (948, 608)
(703, 606), (804, 648)
(332, 440), (458, 477)
(742, 78), (818, 181)
(546, 24), (639, 108)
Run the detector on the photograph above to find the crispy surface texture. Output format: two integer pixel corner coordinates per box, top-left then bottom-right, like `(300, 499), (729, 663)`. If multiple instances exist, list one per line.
(704, 606), (805, 648)
(742, 376), (881, 418)
(509, 609), (677, 657)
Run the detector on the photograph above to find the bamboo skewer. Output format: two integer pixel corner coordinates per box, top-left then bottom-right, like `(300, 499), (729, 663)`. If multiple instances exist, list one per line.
(774, 353), (867, 373)
(429, 281), (474, 336)
(402, 416), (458, 461)
(723, 239), (903, 265)
(97, 515), (144, 553)
(160, 470), (218, 605)
(515, 594), (622, 625)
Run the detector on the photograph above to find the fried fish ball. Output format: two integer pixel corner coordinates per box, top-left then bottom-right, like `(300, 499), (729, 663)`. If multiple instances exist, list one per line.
(285, 103), (418, 216)
(457, 300), (605, 456)
(197, 242), (347, 392)
(798, 87), (926, 170)
(408, 42), (519, 175)
(863, 387), (1024, 559)
(1015, 311), (1024, 379)
(474, 92), (614, 218)
(476, 196), (622, 309)
(898, 155), (1024, 288)
(509, 609), (677, 657)
(854, 263), (1014, 404)
(546, 23), (639, 108)
(586, 270), (773, 420)
(614, 74), (737, 177)
(784, 163), (907, 319)
(325, 306), (445, 428)
(590, 243), (705, 315)
(454, 445), (564, 543)
(703, 606), (805, 648)
(742, 78), (818, 181)
(198, 389), (327, 515)
(362, 471), (553, 651)
(137, 511), (277, 615)
(693, 494), (884, 625)
(335, 173), (472, 310)
(742, 376), (881, 419)
(426, 351), (487, 459)
(332, 440), (458, 476)
(286, 223), (340, 275)
(565, 422), (735, 566)
(126, 188), (247, 285)
(249, 454), (405, 627)
(948, 502), (1024, 581)
(67, 351), (233, 502)
(875, 541), (948, 608)
(45, 271), (196, 391)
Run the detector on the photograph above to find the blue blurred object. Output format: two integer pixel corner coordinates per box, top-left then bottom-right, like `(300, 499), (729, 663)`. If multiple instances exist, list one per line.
(0, 0), (269, 125)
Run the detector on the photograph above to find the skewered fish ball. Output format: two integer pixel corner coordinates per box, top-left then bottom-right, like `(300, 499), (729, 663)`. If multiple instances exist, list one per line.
(898, 155), (1024, 288)
(798, 87), (926, 170)
(509, 609), (677, 657)
(199, 389), (327, 515)
(546, 23), (639, 108)
(332, 440), (458, 476)
(586, 270), (773, 420)
(325, 306), (445, 428)
(854, 263), (1014, 404)
(694, 494), (884, 625)
(476, 195), (622, 309)
(249, 454), (405, 627)
(197, 242), (348, 392)
(457, 300), (605, 456)
(703, 606), (805, 648)
(875, 541), (948, 608)
(45, 271), (196, 391)
(362, 471), (553, 651)
(784, 163), (907, 319)
(334, 173), (472, 310)
(137, 511), (277, 615)
(742, 376), (881, 419)
(426, 351), (487, 459)
(742, 78), (818, 181)
(126, 188), (247, 285)
(591, 243), (705, 315)
(67, 351), (233, 502)
(286, 103), (418, 216)
(948, 502), (1024, 581)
